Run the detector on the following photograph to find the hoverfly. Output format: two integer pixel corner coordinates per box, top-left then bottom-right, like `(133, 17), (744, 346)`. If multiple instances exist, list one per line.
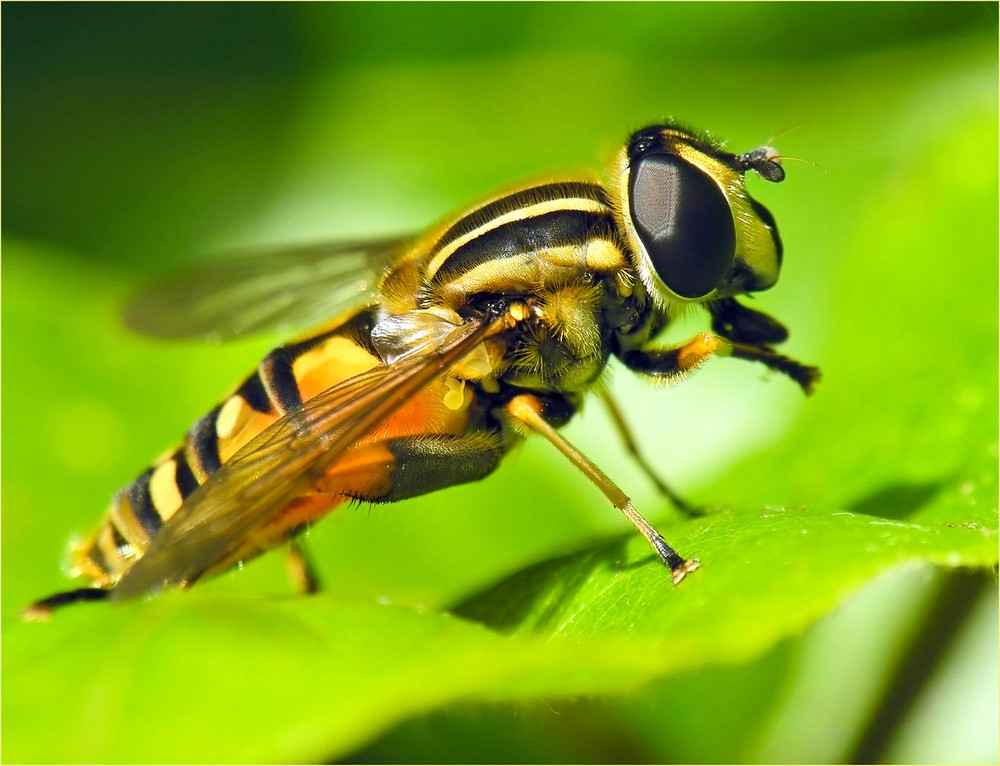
(26, 122), (819, 617)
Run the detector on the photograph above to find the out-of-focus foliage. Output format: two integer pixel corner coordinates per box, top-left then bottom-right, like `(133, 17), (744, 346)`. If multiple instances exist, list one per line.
(3, 4), (997, 763)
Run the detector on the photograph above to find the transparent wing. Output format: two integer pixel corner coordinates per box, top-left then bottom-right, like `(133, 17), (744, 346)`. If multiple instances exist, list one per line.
(124, 236), (411, 342)
(110, 311), (503, 602)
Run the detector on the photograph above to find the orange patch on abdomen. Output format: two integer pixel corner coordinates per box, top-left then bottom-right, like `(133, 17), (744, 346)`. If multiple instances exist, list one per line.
(294, 336), (381, 404)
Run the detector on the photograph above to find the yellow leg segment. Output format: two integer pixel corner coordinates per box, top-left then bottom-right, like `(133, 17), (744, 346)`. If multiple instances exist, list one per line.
(506, 395), (698, 583)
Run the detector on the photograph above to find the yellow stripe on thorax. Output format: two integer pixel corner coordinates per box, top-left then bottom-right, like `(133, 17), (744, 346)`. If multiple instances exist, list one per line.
(424, 195), (609, 282)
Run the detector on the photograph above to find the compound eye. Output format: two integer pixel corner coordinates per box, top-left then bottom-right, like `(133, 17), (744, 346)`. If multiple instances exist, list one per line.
(629, 153), (736, 300)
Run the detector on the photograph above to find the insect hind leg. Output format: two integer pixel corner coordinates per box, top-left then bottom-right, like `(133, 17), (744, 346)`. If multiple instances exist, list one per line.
(286, 535), (321, 595)
(23, 587), (111, 620)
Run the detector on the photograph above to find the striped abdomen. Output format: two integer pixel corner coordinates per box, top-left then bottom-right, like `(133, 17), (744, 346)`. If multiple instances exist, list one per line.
(72, 310), (389, 586)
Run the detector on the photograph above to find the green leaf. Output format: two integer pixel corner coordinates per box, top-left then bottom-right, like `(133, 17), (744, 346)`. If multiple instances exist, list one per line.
(456, 506), (997, 644)
(4, 595), (658, 763)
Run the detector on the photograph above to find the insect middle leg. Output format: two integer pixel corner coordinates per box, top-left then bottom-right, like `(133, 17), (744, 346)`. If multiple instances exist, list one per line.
(609, 330), (740, 517)
(598, 389), (700, 516)
(505, 394), (698, 583)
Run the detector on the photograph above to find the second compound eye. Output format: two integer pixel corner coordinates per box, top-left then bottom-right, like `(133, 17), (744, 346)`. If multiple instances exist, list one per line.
(629, 153), (736, 300)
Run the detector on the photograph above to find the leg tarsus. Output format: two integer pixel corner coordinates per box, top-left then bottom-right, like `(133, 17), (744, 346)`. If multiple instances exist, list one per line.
(651, 535), (700, 583)
(621, 499), (699, 583)
(729, 342), (821, 395)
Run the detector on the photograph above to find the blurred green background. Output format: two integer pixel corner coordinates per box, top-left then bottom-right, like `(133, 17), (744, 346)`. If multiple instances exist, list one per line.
(3, 3), (997, 764)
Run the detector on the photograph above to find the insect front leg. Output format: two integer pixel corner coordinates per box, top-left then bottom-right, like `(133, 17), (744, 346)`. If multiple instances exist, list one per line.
(624, 328), (819, 394)
(618, 331), (732, 381)
(505, 394), (698, 584)
(706, 299), (821, 394)
(729, 342), (821, 394)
